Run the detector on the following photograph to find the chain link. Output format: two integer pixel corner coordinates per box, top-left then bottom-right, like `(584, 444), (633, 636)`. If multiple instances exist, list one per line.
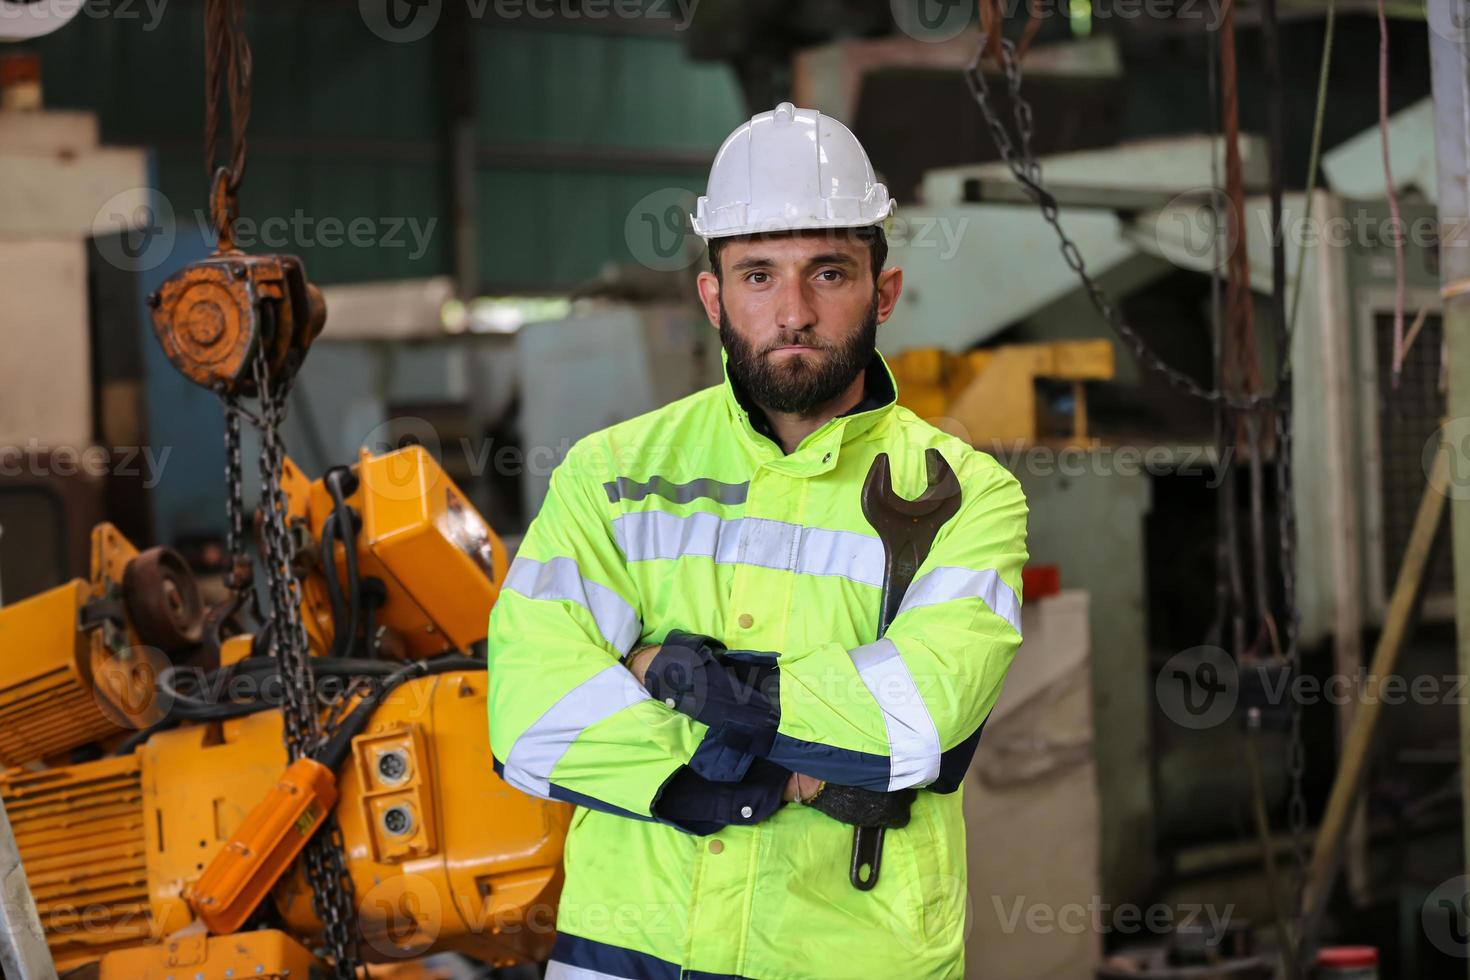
(1277, 404), (1309, 917)
(223, 399), (246, 571)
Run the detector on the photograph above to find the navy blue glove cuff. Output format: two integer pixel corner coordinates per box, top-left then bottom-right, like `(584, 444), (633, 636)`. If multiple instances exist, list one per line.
(650, 757), (790, 836)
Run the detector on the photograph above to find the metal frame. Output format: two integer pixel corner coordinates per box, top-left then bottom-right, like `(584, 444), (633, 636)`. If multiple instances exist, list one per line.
(1353, 283), (1452, 623)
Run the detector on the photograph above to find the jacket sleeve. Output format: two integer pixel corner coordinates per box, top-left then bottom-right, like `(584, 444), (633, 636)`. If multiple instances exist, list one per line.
(644, 459), (1028, 794)
(487, 444), (753, 821)
(485, 449), (702, 822)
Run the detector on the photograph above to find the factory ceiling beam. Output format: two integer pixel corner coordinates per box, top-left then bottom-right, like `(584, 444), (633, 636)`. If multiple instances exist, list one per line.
(147, 136), (711, 173)
(440, 0), (479, 299)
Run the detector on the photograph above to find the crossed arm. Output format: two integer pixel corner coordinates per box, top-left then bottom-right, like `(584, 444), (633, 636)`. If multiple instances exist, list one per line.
(485, 445), (1027, 835)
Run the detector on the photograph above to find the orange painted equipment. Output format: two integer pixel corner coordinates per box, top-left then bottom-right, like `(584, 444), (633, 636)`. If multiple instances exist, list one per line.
(888, 340), (1115, 447)
(0, 448), (569, 976)
(1, 753), (157, 966)
(149, 251), (326, 396)
(263, 446), (509, 665)
(97, 928), (321, 979)
(188, 756), (337, 934)
(0, 670), (569, 973)
(0, 523), (180, 767)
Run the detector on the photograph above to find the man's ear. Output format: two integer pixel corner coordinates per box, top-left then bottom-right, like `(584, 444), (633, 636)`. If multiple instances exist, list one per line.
(697, 270), (722, 330)
(875, 266), (903, 325)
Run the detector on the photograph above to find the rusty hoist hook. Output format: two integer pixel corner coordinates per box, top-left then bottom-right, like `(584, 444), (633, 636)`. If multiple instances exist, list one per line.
(146, 0), (324, 397)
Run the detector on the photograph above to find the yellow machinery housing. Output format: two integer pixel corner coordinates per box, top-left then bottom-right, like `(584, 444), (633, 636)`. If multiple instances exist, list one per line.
(0, 524), (172, 767)
(889, 339), (1116, 447)
(0, 446), (570, 977)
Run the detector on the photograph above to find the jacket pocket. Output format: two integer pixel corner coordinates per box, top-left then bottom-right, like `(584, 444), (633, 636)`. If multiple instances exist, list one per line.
(906, 794), (967, 949)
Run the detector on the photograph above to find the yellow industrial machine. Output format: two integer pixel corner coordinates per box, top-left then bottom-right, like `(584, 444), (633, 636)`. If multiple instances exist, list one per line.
(889, 339), (1116, 448)
(0, 446), (572, 977)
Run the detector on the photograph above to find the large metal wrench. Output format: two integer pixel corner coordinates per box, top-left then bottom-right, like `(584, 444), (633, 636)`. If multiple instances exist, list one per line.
(850, 447), (962, 890)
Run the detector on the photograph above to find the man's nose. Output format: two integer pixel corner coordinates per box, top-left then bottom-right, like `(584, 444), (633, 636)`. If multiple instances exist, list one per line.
(774, 278), (817, 332)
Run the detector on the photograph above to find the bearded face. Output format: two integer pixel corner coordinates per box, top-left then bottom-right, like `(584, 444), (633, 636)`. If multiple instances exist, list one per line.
(719, 288), (879, 415)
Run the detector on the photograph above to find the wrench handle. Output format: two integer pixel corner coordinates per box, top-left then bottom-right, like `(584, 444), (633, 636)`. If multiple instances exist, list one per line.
(850, 825), (885, 890)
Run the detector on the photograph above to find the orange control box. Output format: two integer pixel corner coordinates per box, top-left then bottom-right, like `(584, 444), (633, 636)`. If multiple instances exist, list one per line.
(188, 756), (337, 934)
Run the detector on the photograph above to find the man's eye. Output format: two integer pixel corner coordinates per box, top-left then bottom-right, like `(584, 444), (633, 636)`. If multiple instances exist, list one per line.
(817, 269), (844, 282)
(747, 271), (770, 284)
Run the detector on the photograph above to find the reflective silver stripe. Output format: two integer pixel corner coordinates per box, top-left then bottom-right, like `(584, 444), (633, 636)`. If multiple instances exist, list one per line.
(897, 565), (1023, 636)
(503, 664), (650, 798)
(740, 517), (886, 587)
(612, 511), (883, 588)
(612, 509), (741, 563)
(503, 556), (641, 654)
(849, 638), (941, 791)
(545, 961), (638, 980)
(603, 474), (748, 506)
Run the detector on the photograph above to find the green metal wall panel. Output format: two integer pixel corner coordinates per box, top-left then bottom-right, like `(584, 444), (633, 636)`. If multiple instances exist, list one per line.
(478, 26), (742, 149)
(478, 167), (706, 291)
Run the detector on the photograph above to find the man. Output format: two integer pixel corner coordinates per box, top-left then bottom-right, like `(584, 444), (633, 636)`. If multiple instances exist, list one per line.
(486, 102), (1028, 980)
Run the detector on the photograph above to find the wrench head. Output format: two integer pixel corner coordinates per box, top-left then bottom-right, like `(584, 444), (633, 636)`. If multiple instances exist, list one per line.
(861, 448), (962, 531)
(861, 449), (964, 633)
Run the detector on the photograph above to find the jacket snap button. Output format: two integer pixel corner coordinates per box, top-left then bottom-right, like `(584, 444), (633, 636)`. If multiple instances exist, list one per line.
(737, 613), (754, 629)
(709, 839), (725, 854)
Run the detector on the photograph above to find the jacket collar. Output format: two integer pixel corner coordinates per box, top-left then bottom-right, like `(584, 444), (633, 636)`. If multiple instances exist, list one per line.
(719, 348), (899, 474)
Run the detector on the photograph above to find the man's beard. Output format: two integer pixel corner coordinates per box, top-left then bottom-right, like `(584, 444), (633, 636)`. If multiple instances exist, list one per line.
(719, 293), (879, 416)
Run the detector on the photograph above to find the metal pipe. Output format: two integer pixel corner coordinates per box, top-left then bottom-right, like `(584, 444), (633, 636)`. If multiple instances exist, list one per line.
(1427, 4), (1470, 975)
(1300, 437), (1449, 940)
(0, 793), (58, 980)
(1245, 708), (1298, 979)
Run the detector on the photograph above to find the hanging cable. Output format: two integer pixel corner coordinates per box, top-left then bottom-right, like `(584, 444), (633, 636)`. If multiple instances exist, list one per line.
(1204, 9), (1248, 659)
(1377, 0), (1408, 387)
(1256, 0), (1310, 965)
(1287, 0), (1337, 339)
(321, 468), (362, 660)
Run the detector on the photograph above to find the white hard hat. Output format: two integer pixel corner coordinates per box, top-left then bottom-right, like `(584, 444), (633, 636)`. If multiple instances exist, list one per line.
(691, 101), (895, 241)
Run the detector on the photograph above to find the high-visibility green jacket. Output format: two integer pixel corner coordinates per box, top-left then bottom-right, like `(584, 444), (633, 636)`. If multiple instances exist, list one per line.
(486, 352), (1028, 980)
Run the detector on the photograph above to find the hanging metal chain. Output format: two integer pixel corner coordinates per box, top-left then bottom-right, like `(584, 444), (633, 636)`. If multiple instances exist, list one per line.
(247, 352), (365, 978)
(303, 813), (363, 976)
(251, 352), (318, 759)
(962, 39), (1281, 414)
(221, 397), (255, 598)
(1278, 392), (1309, 931)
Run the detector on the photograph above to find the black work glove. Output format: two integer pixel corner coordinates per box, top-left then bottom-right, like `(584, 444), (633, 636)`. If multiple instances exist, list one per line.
(645, 631), (780, 756)
(808, 785), (916, 829)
